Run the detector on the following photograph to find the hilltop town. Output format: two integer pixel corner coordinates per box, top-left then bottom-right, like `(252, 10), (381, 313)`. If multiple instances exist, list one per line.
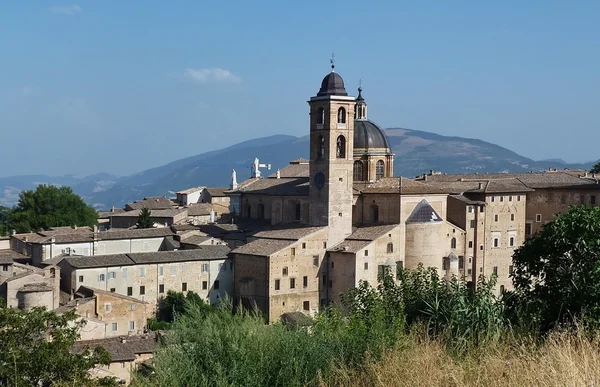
(2, 67), (599, 384)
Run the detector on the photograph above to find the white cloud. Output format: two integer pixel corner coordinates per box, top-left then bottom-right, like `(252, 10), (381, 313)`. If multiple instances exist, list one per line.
(50, 5), (82, 15)
(184, 68), (242, 84)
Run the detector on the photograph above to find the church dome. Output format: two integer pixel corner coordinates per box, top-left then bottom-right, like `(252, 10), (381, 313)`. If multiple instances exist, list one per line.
(317, 72), (348, 97)
(354, 119), (390, 150)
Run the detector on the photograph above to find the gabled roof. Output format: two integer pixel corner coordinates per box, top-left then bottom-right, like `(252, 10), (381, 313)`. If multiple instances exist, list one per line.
(328, 224), (398, 253)
(204, 187), (228, 197)
(125, 196), (174, 211)
(360, 177), (446, 195)
(176, 186), (205, 195)
(267, 163), (310, 178)
(252, 226), (325, 240)
(77, 286), (148, 304)
(71, 333), (158, 362)
(406, 200), (443, 224)
(231, 238), (296, 257)
(229, 177), (310, 196)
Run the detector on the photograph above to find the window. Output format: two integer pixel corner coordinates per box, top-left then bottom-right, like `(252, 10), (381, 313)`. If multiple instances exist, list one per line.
(493, 266), (498, 276)
(313, 256), (319, 267)
(376, 160), (385, 180)
(316, 107), (326, 125)
(246, 204), (252, 218)
(127, 287), (133, 296)
(480, 205), (484, 212)
(78, 275), (84, 282)
(480, 245), (484, 250)
(323, 241), (327, 249)
(387, 242), (394, 253)
(295, 203), (301, 221)
(442, 257), (449, 271)
(511, 214), (515, 221)
(108, 271), (116, 280)
(337, 107), (346, 124)
(302, 242), (306, 249)
(139, 286), (145, 295)
(500, 285), (505, 293)
(500, 196), (504, 202)
(290, 278), (296, 289)
(202, 281), (208, 290)
(201, 263), (209, 273)
(592, 196), (597, 205)
(525, 223), (532, 235)
(317, 135), (325, 159)
(493, 238), (499, 248)
(122, 268), (127, 278)
(257, 203), (265, 219)
(364, 262), (369, 270)
(130, 304), (135, 311)
(396, 260), (404, 269)
(491, 196), (495, 202)
(143, 241), (150, 250)
(230, 262), (233, 271)
(159, 266), (164, 276)
(494, 214), (499, 222)
(282, 267), (288, 276)
(140, 267), (146, 277)
(129, 321), (135, 331)
(509, 265), (514, 275)
(370, 205), (379, 223)
(120, 362), (125, 368)
(112, 323), (117, 332)
(110, 288), (115, 293)
(159, 284), (165, 294)
(468, 269), (472, 275)
(171, 264), (177, 275)
(468, 241), (473, 248)
(353, 161), (364, 181)
(458, 256), (464, 270)
(509, 236), (515, 247)
(303, 301), (310, 311)
(303, 276), (308, 287)
(450, 238), (456, 249)
(364, 250), (369, 257)
(182, 283), (187, 291)
(536, 214), (542, 222)
(214, 280), (220, 290)
(105, 303), (112, 312)
(467, 206), (473, 213)
(291, 248), (296, 256)
(509, 196), (513, 201)
(470, 220), (476, 228)
(182, 263), (187, 273)
(98, 274), (105, 282)
(336, 135), (346, 158)
(322, 274), (327, 286)
(331, 261), (334, 269)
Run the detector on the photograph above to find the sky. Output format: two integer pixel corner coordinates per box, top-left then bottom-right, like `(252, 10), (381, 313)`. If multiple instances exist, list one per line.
(0, 1), (598, 177)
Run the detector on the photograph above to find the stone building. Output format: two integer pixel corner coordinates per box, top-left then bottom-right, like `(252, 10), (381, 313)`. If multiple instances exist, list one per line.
(58, 247), (232, 311)
(227, 65), (600, 323)
(0, 258), (60, 309)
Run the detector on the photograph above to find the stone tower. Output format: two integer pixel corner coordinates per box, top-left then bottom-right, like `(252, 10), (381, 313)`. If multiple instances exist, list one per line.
(308, 64), (356, 245)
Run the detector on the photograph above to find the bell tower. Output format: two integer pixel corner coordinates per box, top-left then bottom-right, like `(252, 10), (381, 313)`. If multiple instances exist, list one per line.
(308, 62), (356, 245)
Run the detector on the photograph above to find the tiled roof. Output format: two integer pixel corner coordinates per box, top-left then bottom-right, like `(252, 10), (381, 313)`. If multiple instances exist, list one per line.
(231, 238), (295, 257)
(205, 187), (228, 197)
(54, 297), (96, 314)
(176, 186), (205, 195)
(406, 200), (443, 224)
(125, 197), (174, 211)
(360, 177), (447, 195)
(328, 239), (372, 253)
(63, 254), (135, 269)
(449, 195), (485, 205)
(71, 333), (158, 362)
(267, 163), (310, 178)
(328, 224), (398, 253)
(187, 203), (212, 216)
(180, 235), (213, 245)
(0, 250), (28, 264)
(97, 209), (126, 218)
(16, 227), (176, 245)
(252, 226), (325, 240)
(109, 208), (187, 218)
(229, 177), (310, 196)
(17, 283), (53, 293)
(77, 286), (148, 304)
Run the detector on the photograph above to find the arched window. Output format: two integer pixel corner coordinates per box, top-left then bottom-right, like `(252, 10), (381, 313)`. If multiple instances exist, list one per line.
(257, 203), (265, 219)
(353, 161), (364, 181)
(376, 160), (385, 180)
(318, 108), (325, 124)
(282, 267), (288, 276)
(387, 243), (393, 253)
(451, 237), (457, 249)
(49, 268), (56, 278)
(317, 135), (325, 159)
(336, 136), (346, 158)
(370, 204), (379, 223)
(337, 107), (346, 124)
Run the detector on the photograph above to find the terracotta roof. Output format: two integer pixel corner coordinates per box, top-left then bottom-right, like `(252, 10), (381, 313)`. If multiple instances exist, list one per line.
(71, 333), (158, 362)
(176, 186), (205, 195)
(125, 197), (174, 211)
(360, 177), (447, 195)
(205, 187), (228, 197)
(231, 238), (295, 257)
(230, 177), (310, 196)
(267, 163), (310, 178)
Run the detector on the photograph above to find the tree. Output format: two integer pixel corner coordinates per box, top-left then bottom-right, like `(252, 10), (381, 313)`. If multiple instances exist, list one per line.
(7, 185), (98, 233)
(157, 290), (212, 323)
(135, 207), (154, 229)
(0, 305), (115, 386)
(511, 205), (600, 331)
(0, 206), (10, 236)
(591, 161), (600, 174)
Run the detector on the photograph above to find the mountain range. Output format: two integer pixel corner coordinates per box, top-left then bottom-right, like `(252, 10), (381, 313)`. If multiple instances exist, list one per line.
(1, 128), (596, 209)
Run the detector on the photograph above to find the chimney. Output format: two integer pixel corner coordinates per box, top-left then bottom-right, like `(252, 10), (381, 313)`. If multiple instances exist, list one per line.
(276, 169), (281, 179)
(120, 337), (127, 343)
(111, 206), (115, 213)
(50, 236), (56, 244)
(430, 169), (434, 175)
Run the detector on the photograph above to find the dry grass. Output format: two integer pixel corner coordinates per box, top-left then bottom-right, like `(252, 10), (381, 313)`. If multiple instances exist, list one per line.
(324, 330), (600, 387)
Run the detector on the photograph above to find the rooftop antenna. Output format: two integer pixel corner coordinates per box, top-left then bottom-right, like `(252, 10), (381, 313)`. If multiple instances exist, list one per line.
(330, 53), (335, 72)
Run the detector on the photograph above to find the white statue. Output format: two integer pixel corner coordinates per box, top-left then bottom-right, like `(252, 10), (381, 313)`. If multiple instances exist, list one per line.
(231, 169), (238, 190)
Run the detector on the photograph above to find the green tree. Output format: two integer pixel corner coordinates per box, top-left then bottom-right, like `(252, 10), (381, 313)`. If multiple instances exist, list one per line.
(7, 185), (98, 233)
(135, 207), (154, 229)
(157, 290), (212, 323)
(511, 205), (600, 331)
(0, 205), (10, 236)
(0, 305), (115, 386)
(591, 161), (600, 174)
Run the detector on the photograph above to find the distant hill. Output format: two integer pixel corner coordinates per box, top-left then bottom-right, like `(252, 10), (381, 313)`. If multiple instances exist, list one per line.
(0, 129), (596, 209)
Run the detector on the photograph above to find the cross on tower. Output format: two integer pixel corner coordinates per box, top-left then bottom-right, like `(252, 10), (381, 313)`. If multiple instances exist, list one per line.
(330, 53), (335, 71)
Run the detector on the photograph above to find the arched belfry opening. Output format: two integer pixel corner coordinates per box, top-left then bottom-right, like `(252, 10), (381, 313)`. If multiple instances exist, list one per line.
(336, 136), (346, 158)
(337, 107), (346, 124)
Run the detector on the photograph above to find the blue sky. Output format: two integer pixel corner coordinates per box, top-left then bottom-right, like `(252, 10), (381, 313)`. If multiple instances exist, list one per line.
(1, 1), (598, 177)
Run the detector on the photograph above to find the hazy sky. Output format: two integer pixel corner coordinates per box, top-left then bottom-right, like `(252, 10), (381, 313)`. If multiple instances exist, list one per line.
(1, 1), (598, 177)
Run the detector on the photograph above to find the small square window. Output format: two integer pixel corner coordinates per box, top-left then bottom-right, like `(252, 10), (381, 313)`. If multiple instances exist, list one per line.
(364, 262), (369, 270)
(500, 196), (504, 202)
(303, 301), (310, 311)
(282, 267), (288, 276)
(509, 196), (512, 201)
(127, 287), (133, 296)
(291, 248), (296, 256)
(470, 220), (476, 228)
(202, 281), (208, 290)
(78, 275), (84, 282)
(509, 237), (515, 247)
(275, 279), (280, 290)
(491, 196), (495, 202)
(201, 263), (209, 272)
(139, 286), (145, 295)
(112, 323), (117, 331)
(480, 267), (483, 273)
(182, 282), (187, 292)
(110, 288), (116, 293)
(98, 274), (105, 282)
(536, 214), (542, 222)
(511, 214), (515, 221)
(468, 269), (472, 275)
(302, 242), (306, 249)
(159, 284), (165, 294)
(480, 205), (484, 212)
(129, 321), (135, 330)
(214, 280), (220, 290)
(290, 278), (296, 289)
(130, 304), (135, 311)
(312, 256), (319, 267)
(364, 250), (368, 257)
(120, 362), (125, 368)
(493, 266), (498, 276)
(467, 206), (473, 213)
(140, 267), (146, 277)
(105, 303), (112, 312)
(323, 242), (327, 249)
(480, 245), (484, 251)
(303, 276), (308, 287)
(468, 241), (473, 248)
(494, 214), (499, 222)
(493, 238), (499, 248)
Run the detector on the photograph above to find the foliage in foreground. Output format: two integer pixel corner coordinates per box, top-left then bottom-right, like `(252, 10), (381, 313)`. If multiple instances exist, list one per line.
(0, 305), (114, 387)
(7, 184), (98, 233)
(135, 207), (154, 229)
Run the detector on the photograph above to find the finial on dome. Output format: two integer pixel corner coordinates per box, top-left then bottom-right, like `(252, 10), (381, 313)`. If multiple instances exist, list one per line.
(330, 53), (335, 72)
